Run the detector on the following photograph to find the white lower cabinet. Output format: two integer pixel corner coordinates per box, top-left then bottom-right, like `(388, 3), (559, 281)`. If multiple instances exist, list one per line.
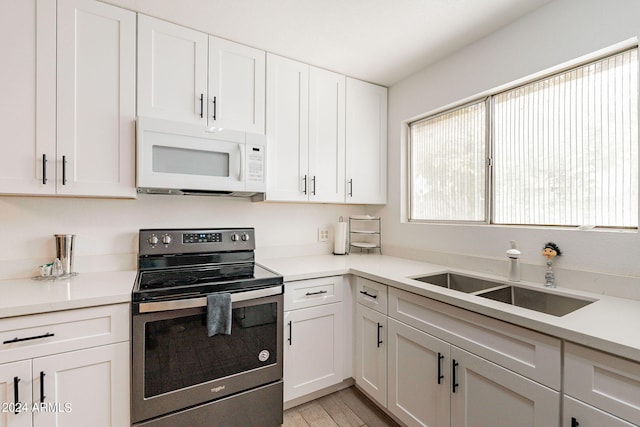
(354, 304), (387, 406)
(449, 346), (559, 427)
(387, 318), (559, 427)
(283, 276), (346, 403)
(0, 305), (130, 427)
(388, 318), (449, 427)
(564, 342), (640, 427)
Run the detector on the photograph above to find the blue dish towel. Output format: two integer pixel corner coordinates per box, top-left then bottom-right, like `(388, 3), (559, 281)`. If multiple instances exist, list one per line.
(207, 293), (232, 337)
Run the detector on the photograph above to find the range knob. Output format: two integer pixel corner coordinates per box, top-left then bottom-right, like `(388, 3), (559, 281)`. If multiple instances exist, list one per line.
(161, 234), (172, 245)
(147, 235), (159, 246)
(230, 232), (239, 242)
(241, 233), (250, 242)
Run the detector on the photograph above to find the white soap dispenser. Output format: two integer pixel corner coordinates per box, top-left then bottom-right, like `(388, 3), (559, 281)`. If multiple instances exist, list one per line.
(506, 240), (521, 282)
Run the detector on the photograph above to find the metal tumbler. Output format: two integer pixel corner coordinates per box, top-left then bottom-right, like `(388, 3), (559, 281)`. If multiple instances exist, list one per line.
(54, 234), (76, 275)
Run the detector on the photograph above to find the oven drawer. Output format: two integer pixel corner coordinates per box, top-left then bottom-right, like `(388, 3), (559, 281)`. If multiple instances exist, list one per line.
(0, 303), (129, 363)
(284, 276), (344, 310)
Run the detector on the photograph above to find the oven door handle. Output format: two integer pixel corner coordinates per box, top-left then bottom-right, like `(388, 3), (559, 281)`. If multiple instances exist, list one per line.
(138, 286), (282, 313)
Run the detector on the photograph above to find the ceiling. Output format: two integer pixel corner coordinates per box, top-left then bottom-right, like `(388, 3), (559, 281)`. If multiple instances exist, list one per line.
(103, 0), (553, 86)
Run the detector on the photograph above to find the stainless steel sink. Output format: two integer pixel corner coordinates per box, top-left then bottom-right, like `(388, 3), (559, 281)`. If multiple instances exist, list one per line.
(410, 272), (596, 316)
(412, 272), (505, 293)
(477, 286), (595, 316)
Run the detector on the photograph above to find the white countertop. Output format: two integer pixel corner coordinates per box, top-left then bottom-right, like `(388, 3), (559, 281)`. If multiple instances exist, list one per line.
(0, 270), (136, 318)
(1, 254), (638, 363)
(260, 253), (640, 363)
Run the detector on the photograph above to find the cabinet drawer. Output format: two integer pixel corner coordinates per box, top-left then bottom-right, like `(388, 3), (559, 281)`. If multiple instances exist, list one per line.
(0, 304), (129, 363)
(565, 342), (640, 426)
(284, 276), (343, 310)
(388, 287), (561, 390)
(355, 277), (387, 314)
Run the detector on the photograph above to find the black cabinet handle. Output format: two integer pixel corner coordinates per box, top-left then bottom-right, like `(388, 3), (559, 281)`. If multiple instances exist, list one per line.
(199, 93), (204, 118)
(452, 360), (459, 393)
(377, 322), (383, 348)
(305, 290), (327, 296)
(571, 417), (579, 427)
(212, 96), (217, 120)
(39, 371), (46, 403)
(13, 377), (20, 414)
(312, 176), (316, 195)
(287, 321), (292, 345)
(359, 290), (377, 299)
(42, 154), (48, 184)
(62, 156), (67, 185)
(302, 175), (308, 195)
(348, 179), (353, 197)
(3, 332), (54, 345)
(437, 352), (444, 384)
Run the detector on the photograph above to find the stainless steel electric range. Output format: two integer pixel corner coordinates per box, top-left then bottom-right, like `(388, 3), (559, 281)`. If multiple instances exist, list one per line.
(131, 228), (284, 427)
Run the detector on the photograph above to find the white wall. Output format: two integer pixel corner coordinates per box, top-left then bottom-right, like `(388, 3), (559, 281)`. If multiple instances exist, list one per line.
(382, 0), (640, 298)
(0, 195), (362, 280)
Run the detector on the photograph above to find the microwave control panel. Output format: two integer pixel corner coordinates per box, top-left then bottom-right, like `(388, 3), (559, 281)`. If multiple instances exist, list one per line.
(246, 145), (265, 184)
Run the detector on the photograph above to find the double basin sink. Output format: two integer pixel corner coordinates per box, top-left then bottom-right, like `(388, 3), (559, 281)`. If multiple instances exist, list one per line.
(410, 272), (595, 317)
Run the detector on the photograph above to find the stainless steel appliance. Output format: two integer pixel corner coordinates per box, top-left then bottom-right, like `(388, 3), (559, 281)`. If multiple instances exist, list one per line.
(136, 117), (266, 197)
(131, 228), (283, 427)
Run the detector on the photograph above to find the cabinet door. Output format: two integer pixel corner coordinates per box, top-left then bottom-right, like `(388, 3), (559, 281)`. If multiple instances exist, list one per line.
(0, 360), (32, 427)
(563, 396), (637, 427)
(0, 0), (56, 195)
(137, 14), (208, 125)
(32, 342), (129, 427)
(308, 67), (345, 203)
(56, 0), (136, 197)
(208, 36), (265, 133)
(265, 54), (309, 201)
(450, 347), (559, 427)
(387, 318), (450, 427)
(354, 304), (387, 407)
(284, 303), (344, 402)
(345, 78), (387, 204)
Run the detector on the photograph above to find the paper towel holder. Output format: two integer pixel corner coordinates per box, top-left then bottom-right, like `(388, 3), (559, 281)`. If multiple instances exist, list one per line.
(332, 217), (348, 256)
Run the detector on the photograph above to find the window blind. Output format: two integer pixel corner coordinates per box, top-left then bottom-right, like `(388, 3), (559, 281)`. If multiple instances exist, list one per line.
(410, 101), (487, 221)
(493, 48), (638, 227)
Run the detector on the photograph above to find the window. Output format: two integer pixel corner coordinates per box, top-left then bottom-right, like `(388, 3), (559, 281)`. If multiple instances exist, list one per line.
(409, 47), (639, 228)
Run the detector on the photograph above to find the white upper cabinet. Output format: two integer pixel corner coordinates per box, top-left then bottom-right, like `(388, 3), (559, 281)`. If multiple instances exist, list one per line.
(308, 66), (346, 203)
(208, 36), (265, 133)
(345, 78), (387, 204)
(265, 54), (310, 202)
(265, 55), (346, 203)
(57, 0), (136, 197)
(137, 17), (266, 134)
(0, 0), (136, 198)
(137, 15), (208, 125)
(0, 0), (55, 196)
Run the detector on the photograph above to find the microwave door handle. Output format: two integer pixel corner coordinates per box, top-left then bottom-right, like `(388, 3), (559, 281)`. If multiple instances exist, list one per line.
(238, 144), (244, 181)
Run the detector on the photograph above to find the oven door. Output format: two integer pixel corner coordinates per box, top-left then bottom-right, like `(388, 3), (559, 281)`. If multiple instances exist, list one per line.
(131, 287), (283, 424)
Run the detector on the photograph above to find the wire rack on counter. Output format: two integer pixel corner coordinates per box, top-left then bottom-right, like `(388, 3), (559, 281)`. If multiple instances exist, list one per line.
(349, 216), (381, 254)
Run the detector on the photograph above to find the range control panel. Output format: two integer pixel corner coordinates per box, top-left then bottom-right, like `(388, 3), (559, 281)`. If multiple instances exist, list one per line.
(139, 228), (255, 256)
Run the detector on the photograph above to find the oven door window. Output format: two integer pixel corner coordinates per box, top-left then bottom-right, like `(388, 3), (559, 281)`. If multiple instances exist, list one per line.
(143, 302), (277, 398)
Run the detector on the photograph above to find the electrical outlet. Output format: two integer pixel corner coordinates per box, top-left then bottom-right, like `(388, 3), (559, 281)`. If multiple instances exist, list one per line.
(317, 227), (330, 242)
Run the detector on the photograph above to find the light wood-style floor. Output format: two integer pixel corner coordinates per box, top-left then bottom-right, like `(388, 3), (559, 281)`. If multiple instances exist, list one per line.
(283, 387), (400, 427)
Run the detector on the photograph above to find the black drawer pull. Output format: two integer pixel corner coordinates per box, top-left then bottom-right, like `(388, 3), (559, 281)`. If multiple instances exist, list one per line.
(452, 360), (459, 393)
(40, 371), (46, 403)
(305, 290), (327, 296)
(571, 417), (579, 427)
(13, 377), (20, 414)
(437, 352), (444, 384)
(377, 322), (383, 348)
(3, 332), (54, 344)
(359, 290), (377, 299)
(287, 321), (292, 346)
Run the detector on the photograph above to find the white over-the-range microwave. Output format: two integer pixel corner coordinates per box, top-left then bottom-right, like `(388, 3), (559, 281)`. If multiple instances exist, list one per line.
(136, 117), (266, 197)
